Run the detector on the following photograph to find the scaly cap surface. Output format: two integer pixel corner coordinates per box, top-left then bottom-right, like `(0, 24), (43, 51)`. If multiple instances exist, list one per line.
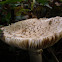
(0, 17), (62, 50)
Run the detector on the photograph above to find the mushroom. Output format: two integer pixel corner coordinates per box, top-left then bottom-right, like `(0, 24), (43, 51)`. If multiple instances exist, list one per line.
(0, 16), (62, 62)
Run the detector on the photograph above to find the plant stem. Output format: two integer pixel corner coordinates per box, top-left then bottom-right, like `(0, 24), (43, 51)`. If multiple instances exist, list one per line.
(47, 47), (59, 62)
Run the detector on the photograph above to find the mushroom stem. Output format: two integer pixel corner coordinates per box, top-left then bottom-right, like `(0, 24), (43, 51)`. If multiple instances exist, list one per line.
(29, 49), (43, 62)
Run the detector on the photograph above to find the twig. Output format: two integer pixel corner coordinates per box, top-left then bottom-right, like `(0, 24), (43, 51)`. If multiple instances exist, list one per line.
(47, 47), (59, 62)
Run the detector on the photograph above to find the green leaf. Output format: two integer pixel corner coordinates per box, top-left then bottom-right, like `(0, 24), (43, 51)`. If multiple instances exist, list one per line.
(0, 0), (24, 4)
(31, 0), (36, 10)
(36, 0), (48, 5)
(60, 0), (62, 1)
(0, 1), (6, 4)
(0, 29), (2, 32)
(0, 28), (3, 38)
(6, 0), (24, 3)
(15, 8), (30, 16)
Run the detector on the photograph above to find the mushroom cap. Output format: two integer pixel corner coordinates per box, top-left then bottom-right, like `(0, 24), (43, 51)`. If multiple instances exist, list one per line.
(0, 16), (62, 50)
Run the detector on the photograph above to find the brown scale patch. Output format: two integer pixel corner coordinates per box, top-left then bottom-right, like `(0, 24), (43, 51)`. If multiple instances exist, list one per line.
(37, 41), (41, 49)
(34, 41), (37, 49)
(1, 35), (5, 42)
(21, 40), (27, 48)
(47, 38), (51, 46)
(29, 42), (32, 49)
(59, 32), (62, 38)
(47, 36), (53, 47)
(8, 38), (14, 45)
(49, 36), (54, 46)
(38, 41), (43, 49)
(44, 37), (50, 48)
(25, 39), (29, 49)
(42, 39), (47, 48)
(43, 37), (50, 48)
(0, 31), (5, 41)
(54, 33), (58, 41)
(50, 36), (55, 45)
(41, 38), (47, 48)
(50, 34), (58, 47)
(49, 20), (52, 25)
